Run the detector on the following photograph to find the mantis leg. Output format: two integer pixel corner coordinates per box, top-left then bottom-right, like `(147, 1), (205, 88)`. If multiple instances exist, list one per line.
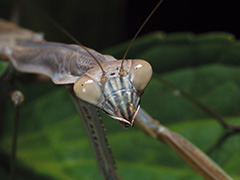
(135, 108), (233, 180)
(66, 85), (121, 180)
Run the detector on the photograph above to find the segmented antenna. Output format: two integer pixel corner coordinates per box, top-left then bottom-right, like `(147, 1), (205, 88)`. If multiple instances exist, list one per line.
(47, 18), (106, 77)
(119, 0), (164, 75)
(31, 4), (106, 79)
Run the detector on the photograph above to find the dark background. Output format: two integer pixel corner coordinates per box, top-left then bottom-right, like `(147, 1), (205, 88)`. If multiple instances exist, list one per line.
(0, 0), (239, 51)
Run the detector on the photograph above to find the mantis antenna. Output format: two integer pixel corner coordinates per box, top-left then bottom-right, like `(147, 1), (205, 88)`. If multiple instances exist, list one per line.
(120, 0), (164, 75)
(31, 5), (107, 80)
(47, 16), (106, 79)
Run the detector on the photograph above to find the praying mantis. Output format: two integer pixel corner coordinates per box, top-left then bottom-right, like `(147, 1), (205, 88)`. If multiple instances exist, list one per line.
(0, 0), (240, 180)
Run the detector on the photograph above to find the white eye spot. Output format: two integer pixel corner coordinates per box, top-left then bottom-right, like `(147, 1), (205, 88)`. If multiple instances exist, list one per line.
(135, 64), (142, 69)
(86, 79), (94, 84)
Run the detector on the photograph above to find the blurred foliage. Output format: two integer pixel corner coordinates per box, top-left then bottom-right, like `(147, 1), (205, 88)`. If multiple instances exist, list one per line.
(0, 32), (240, 180)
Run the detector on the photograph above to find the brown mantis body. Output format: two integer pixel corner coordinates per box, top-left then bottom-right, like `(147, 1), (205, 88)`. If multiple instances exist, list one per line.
(0, 1), (237, 179)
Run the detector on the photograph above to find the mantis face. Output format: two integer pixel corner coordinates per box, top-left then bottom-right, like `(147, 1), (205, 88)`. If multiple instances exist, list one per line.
(73, 59), (152, 128)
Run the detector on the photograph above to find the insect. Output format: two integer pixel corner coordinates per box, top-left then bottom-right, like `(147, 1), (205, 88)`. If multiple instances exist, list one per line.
(0, 0), (238, 180)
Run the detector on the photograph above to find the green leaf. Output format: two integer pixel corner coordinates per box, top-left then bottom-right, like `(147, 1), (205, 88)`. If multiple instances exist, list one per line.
(1, 32), (240, 180)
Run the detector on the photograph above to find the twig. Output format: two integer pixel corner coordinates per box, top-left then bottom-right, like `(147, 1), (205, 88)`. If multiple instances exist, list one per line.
(158, 78), (240, 132)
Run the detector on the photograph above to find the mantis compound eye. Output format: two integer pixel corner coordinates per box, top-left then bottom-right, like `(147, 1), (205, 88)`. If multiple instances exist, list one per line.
(129, 60), (153, 92)
(73, 75), (103, 105)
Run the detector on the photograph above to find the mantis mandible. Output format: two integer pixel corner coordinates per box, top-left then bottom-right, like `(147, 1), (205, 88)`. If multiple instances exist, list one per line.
(0, 0), (236, 180)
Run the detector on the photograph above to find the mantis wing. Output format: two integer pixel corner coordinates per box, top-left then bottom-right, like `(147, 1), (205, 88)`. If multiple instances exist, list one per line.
(0, 19), (116, 84)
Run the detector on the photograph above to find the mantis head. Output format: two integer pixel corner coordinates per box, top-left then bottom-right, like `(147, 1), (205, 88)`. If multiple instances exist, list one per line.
(67, 0), (162, 128)
(73, 59), (152, 128)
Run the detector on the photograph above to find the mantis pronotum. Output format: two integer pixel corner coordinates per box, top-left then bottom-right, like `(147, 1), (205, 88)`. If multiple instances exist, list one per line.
(0, 1), (238, 180)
